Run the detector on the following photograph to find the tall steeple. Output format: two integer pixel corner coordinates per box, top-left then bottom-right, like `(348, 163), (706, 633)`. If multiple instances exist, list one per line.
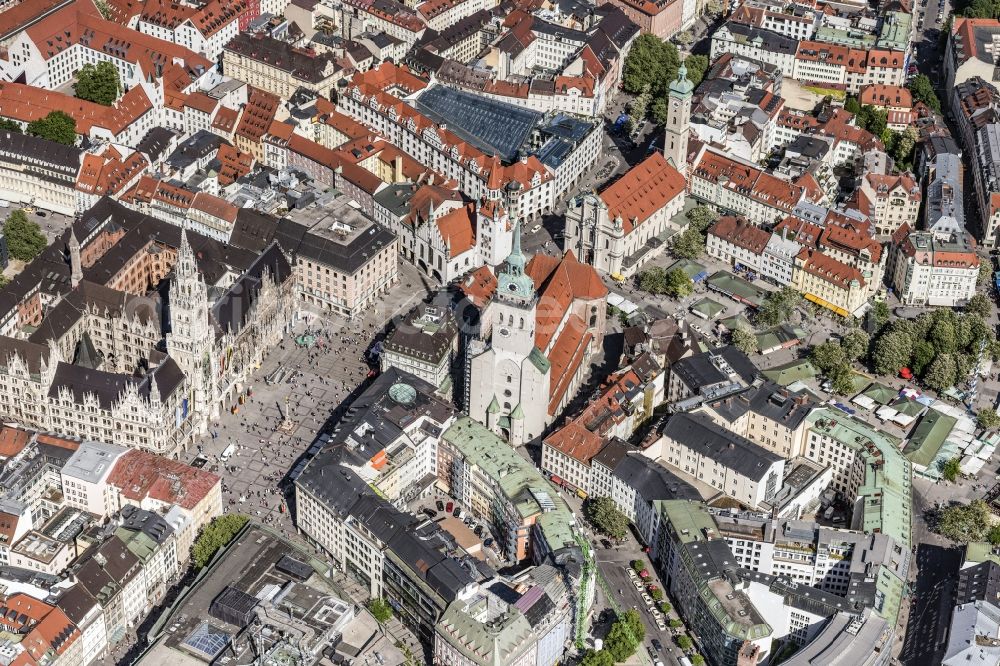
(665, 60), (694, 174)
(68, 226), (82, 288)
(497, 218), (535, 303)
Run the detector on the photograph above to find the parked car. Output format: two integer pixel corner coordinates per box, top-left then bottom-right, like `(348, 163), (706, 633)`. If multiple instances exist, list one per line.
(633, 581), (643, 590)
(484, 538), (494, 548)
(423, 508), (437, 518)
(530, 224), (542, 233)
(452, 507), (461, 517)
(651, 639), (664, 652)
(436, 500), (445, 511)
(446, 501), (454, 512)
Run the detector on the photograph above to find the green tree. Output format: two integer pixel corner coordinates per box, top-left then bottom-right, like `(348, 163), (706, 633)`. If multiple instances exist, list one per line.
(830, 367), (856, 396)
(368, 598), (393, 622)
(731, 327), (758, 355)
(989, 525), (1000, 545)
(856, 105), (888, 138)
(660, 602), (672, 613)
(605, 610), (645, 662)
(663, 267), (693, 298)
(631, 559), (644, 572)
(629, 85), (652, 122)
(870, 300), (891, 333)
(0, 119), (21, 134)
(980, 261), (993, 286)
(888, 126), (919, 170)
(651, 97), (669, 124)
(191, 514), (249, 569)
(966, 293), (992, 319)
(978, 408), (1000, 430)
(669, 618), (684, 629)
(587, 497), (629, 540)
(691, 656), (706, 666)
(811, 342), (848, 375)
(74, 61), (121, 105)
(0, 275), (9, 289)
(638, 267), (668, 294)
(685, 54), (709, 88)
(912, 340), (936, 376)
(937, 500), (995, 542)
(930, 318), (958, 355)
(756, 287), (801, 327)
(908, 74), (942, 113)
(674, 30), (693, 45)
(3, 210), (46, 262)
(671, 227), (705, 259)
(924, 353), (958, 391)
(686, 205), (719, 232)
(622, 34), (680, 97)
(677, 635), (693, 651)
(581, 650), (614, 666)
(942, 457), (962, 482)
(844, 96), (862, 114)
(26, 111), (76, 146)
(840, 330), (870, 362)
(870, 330), (913, 376)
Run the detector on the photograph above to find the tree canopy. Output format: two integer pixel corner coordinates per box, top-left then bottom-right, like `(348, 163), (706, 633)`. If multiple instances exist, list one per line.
(731, 327), (758, 355)
(0, 119), (21, 134)
(622, 34), (680, 98)
(937, 500), (997, 543)
(367, 598), (393, 623)
(581, 650), (614, 666)
(587, 497), (629, 540)
(605, 610), (645, 661)
(26, 111), (76, 146)
(756, 287), (801, 327)
(74, 61), (121, 105)
(685, 55), (709, 89)
(978, 409), (1000, 431)
(3, 210), (46, 262)
(941, 458), (962, 482)
(908, 74), (941, 113)
(191, 514), (249, 569)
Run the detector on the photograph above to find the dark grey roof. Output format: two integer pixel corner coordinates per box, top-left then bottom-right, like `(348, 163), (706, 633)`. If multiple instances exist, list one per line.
(56, 584), (99, 626)
(671, 345), (758, 392)
(611, 453), (700, 501)
(412, 85), (542, 162)
(47, 353), (184, 409)
(212, 242), (291, 336)
(383, 302), (457, 363)
(737, 569), (859, 615)
(958, 560), (1000, 606)
(28, 280), (161, 346)
(135, 127), (176, 163)
(0, 132), (81, 170)
(593, 4), (639, 50)
(75, 535), (140, 600)
(373, 183), (416, 218)
(274, 218), (396, 276)
(166, 130), (228, 171)
(0, 337), (50, 375)
(719, 21), (800, 55)
(228, 209), (279, 253)
(660, 412), (782, 481)
(591, 437), (632, 471)
(224, 32), (340, 82)
(119, 505), (174, 545)
(706, 381), (815, 429)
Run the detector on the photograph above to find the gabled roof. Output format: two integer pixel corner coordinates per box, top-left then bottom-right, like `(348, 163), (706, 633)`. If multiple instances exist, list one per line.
(599, 152), (685, 234)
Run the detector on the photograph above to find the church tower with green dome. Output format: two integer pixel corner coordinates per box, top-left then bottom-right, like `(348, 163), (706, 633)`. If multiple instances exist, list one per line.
(665, 60), (694, 175)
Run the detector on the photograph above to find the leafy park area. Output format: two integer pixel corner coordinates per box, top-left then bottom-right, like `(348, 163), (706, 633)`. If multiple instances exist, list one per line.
(192, 514), (249, 569)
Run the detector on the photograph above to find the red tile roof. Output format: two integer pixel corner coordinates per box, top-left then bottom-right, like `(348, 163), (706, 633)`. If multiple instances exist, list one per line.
(599, 152), (685, 234)
(0, 83), (153, 137)
(108, 449), (220, 510)
(543, 420), (603, 464)
(796, 248), (865, 289)
(235, 87), (279, 143)
(708, 215), (771, 255)
(435, 204), (476, 257)
(0, 427), (30, 458)
(459, 265), (497, 307)
(527, 250), (606, 352)
(859, 84), (913, 109)
(547, 315), (592, 414)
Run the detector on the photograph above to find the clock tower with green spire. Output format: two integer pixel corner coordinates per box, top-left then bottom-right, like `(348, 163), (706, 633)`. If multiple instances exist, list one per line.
(665, 60), (694, 175)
